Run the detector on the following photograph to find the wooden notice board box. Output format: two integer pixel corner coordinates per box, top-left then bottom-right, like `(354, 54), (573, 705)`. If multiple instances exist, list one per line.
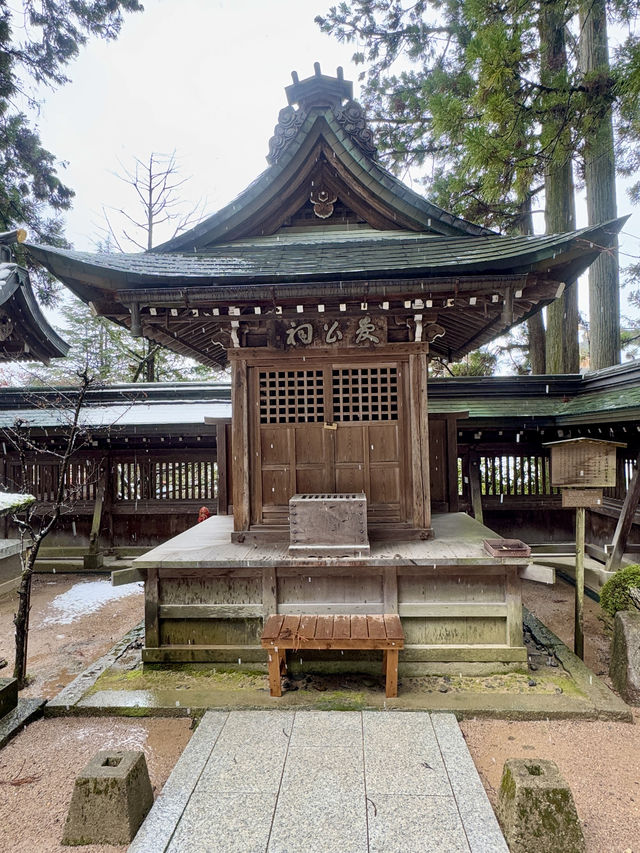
(544, 438), (625, 489)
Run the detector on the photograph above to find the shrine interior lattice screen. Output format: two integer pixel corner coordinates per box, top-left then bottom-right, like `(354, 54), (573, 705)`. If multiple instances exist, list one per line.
(258, 365), (399, 424)
(332, 366), (398, 422)
(259, 369), (325, 424)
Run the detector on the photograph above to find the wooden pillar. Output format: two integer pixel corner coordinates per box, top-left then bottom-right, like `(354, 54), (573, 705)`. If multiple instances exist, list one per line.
(216, 422), (228, 515)
(408, 350), (431, 531)
(84, 464), (106, 569)
(469, 451), (484, 525)
(385, 649), (399, 698)
(231, 358), (250, 532)
(575, 506), (585, 660)
(446, 415), (460, 513)
(145, 566), (160, 649)
(104, 452), (114, 548)
(1, 455), (7, 539)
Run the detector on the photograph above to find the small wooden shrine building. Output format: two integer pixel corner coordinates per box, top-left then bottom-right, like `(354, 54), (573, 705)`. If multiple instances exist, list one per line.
(0, 230), (69, 364)
(27, 66), (623, 670)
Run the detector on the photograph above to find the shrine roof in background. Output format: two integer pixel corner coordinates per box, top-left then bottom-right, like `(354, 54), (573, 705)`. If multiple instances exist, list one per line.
(0, 262), (69, 363)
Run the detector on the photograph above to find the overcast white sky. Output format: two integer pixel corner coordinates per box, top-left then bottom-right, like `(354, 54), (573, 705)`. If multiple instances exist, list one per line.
(28, 0), (640, 325)
(33, 0), (361, 250)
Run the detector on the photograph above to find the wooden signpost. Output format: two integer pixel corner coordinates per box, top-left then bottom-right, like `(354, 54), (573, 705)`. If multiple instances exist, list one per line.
(545, 438), (626, 659)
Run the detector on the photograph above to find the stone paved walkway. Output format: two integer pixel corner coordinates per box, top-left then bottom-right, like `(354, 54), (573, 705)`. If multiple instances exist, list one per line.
(129, 711), (508, 853)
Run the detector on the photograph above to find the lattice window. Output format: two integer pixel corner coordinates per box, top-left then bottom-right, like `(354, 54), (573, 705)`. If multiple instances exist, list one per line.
(259, 370), (325, 424)
(332, 366), (398, 422)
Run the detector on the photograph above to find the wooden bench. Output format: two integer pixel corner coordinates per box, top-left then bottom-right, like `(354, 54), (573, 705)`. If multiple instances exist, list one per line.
(260, 614), (405, 698)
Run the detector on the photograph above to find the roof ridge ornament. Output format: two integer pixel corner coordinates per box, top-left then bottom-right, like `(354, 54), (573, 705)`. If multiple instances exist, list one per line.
(267, 64), (377, 165)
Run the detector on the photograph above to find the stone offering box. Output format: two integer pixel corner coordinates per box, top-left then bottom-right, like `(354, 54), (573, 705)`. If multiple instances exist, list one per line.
(544, 437), (625, 489)
(289, 492), (370, 557)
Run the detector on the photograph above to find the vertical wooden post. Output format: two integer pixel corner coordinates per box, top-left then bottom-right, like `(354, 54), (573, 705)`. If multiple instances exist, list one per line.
(84, 464), (106, 570)
(231, 358), (250, 531)
(575, 506), (585, 660)
(216, 422), (228, 515)
(385, 648), (399, 698)
(446, 415), (459, 513)
(469, 451), (484, 525)
(408, 350), (431, 531)
(1, 455), (7, 539)
(262, 566), (277, 618)
(419, 353), (431, 531)
(383, 567), (398, 614)
(267, 650), (283, 697)
(104, 452), (114, 548)
(145, 566), (160, 650)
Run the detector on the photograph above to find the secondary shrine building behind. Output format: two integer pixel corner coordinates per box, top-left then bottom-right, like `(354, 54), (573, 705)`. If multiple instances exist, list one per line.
(28, 66), (624, 670)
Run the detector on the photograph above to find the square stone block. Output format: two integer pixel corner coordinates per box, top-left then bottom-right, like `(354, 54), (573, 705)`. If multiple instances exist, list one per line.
(62, 749), (153, 846)
(497, 759), (585, 853)
(83, 551), (104, 570)
(0, 677), (18, 718)
(610, 610), (640, 704)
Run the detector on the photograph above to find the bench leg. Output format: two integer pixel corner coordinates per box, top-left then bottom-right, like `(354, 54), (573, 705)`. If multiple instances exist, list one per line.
(279, 649), (287, 675)
(385, 648), (399, 698)
(267, 648), (282, 697)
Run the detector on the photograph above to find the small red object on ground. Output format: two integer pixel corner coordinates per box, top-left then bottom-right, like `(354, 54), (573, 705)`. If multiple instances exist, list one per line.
(197, 506), (210, 523)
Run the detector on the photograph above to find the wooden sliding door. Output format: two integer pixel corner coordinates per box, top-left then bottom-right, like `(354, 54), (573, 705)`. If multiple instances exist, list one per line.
(251, 361), (406, 526)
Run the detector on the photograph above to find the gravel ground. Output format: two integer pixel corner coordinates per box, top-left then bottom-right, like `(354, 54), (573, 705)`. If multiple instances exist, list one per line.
(0, 716), (192, 853)
(462, 578), (639, 853)
(0, 573), (187, 852)
(0, 570), (638, 852)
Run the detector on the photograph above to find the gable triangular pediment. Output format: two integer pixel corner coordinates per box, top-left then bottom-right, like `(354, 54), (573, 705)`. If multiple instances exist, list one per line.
(152, 70), (494, 254)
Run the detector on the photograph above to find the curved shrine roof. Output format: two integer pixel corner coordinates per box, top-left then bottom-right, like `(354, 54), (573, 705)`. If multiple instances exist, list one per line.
(22, 67), (627, 368)
(0, 263), (69, 363)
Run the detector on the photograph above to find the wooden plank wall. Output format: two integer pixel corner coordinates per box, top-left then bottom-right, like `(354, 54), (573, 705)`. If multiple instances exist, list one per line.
(143, 562), (527, 665)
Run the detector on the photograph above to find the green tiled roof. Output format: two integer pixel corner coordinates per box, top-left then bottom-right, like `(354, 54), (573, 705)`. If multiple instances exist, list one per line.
(152, 105), (494, 252)
(428, 362), (640, 423)
(26, 221), (621, 289)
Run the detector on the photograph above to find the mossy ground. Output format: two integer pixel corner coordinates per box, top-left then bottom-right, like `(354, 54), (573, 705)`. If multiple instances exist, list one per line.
(86, 659), (580, 703)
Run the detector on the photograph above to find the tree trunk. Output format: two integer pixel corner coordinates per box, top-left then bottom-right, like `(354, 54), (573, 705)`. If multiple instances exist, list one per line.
(517, 195), (546, 374)
(145, 346), (156, 382)
(13, 543), (38, 689)
(579, 0), (620, 370)
(528, 313), (546, 374)
(539, 0), (579, 374)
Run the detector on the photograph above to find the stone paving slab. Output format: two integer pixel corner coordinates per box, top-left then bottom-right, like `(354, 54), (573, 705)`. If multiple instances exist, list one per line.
(367, 794), (470, 853)
(129, 710), (508, 853)
(432, 712), (509, 853)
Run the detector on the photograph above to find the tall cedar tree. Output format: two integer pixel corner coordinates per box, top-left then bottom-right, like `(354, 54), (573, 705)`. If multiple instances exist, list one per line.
(579, 0), (620, 369)
(22, 289), (216, 384)
(0, 1), (142, 303)
(317, 0), (637, 372)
